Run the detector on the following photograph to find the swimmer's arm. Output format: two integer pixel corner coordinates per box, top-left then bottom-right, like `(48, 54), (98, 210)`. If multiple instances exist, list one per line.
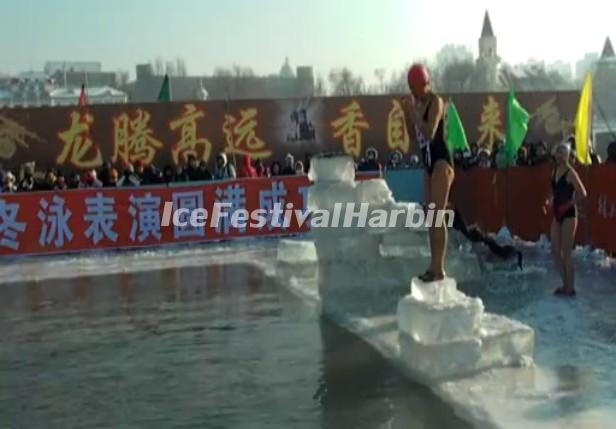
(569, 170), (588, 204)
(423, 95), (444, 140)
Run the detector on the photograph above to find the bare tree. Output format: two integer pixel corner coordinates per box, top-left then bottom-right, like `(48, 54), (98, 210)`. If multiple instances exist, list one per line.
(153, 57), (164, 76)
(328, 68), (364, 96)
(314, 75), (326, 96)
(386, 67), (410, 94)
(436, 60), (475, 93)
(165, 60), (177, 77)
(374, 68), (386, 94)
(176, 58), (188, 77)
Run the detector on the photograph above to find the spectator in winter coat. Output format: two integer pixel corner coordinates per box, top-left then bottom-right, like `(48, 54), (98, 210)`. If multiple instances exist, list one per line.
(240, 155), (258, 178)
(214, 153), (237, 180)
(281, 153), (296, 176)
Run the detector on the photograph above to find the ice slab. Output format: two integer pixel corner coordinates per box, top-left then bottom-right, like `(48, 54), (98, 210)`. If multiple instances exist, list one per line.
(276, 239), (317, 264)
(313, 233), (382, 262)
(397, 290), (484, 343)
(308, 154), (355, 184)
(399, 313), (534, 382)
(409, 276), (459, 303)
(307, 182), (357, 213)
(355, 179), (394, 207)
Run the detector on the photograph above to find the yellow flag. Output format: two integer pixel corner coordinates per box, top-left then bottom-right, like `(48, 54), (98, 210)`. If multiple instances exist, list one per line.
(575, 73), (593, 165)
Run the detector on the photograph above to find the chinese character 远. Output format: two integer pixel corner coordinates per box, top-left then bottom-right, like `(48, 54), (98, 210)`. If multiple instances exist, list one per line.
(214, 184), (247, 234)
(330, 100), (370, 158)
(38, 196), (73, 248)
(128, 193), (162, 243)
(84, 193), (118, 245)
(113, 109), (163, 165)
(172, 191), (205, 239)
(169, 104), (213, 165)
(259, 181), (287, 231)
(57, 111), (102, 169)
(387, 99), (410, 154)
(0, 199), (26, 250)
(222, 108), (272, 159)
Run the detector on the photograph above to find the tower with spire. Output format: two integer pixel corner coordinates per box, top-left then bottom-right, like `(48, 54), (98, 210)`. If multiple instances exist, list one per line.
(593, 36), (616, 160)
(469, 10), (501, 91)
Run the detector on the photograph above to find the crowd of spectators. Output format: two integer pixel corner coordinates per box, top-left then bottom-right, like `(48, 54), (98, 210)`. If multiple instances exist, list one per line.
(371, 139), (616, 172)
(0, 152), (313, 193)
(2, 140), (615, 193)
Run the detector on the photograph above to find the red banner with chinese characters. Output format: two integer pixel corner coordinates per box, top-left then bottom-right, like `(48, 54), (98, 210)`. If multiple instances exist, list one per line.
(0, 92), (579, 172)
(0, 176), (311, 257)
(588, 165), (616, 253)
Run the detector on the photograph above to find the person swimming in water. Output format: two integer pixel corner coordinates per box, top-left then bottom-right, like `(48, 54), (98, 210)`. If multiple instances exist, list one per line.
(545, 142), (587, 297)
(402, 64), (454, 282)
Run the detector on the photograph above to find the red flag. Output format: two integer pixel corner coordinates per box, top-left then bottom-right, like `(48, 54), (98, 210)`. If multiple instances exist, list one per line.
(78, 84), (87, 107)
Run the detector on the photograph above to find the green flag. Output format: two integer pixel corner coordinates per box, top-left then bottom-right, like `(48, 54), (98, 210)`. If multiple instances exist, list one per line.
(157, 74), (171, 102)
(446, 101), (469, 156)
(505, 87), (529, 167)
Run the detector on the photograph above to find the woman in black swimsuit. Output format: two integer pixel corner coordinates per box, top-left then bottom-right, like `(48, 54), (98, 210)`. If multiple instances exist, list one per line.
(546, 142), (587, 297)
(402, 64), (454, 282)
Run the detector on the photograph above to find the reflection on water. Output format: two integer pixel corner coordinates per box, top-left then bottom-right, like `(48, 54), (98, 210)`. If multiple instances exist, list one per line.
(0, 264), (467, 429)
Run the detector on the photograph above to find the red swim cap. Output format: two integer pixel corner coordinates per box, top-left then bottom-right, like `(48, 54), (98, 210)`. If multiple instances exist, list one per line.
(407, 64), (429, 91)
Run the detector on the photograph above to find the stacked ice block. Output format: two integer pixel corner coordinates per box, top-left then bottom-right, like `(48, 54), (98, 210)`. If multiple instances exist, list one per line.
(298, 154), (535, 382)
(397, 277), (535, 381)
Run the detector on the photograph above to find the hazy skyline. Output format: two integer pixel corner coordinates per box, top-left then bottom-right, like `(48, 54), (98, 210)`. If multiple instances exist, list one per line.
(1, 0), (613, 83)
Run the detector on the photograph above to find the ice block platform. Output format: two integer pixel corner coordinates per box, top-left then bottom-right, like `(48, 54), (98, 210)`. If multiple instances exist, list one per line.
(397, 277), (534, 382)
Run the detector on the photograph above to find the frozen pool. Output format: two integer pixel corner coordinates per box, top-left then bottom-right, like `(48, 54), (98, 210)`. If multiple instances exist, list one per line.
(0, 239), (615, 429)
(0, 244), (468, 429)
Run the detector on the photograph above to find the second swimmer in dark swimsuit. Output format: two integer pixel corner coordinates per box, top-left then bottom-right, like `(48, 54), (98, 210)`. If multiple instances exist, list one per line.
(545, 142), (587, 297)
(403, 64), (455, 283)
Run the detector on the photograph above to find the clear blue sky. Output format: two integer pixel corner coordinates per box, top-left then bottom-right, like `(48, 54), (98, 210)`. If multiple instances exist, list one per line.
(0, 0), (612, 82)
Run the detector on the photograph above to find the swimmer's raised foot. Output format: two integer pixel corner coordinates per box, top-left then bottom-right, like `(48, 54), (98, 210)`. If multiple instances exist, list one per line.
(554, 287), (576, 297)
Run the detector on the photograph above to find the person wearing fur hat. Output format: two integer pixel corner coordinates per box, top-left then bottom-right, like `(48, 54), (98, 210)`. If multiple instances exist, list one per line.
(18, 162), (36, 192)
(214, 153), (236, 180)
(2, 172), (17, 193)
(401, 63), (454, 283)
(281, 153), (296, 176)
(357, 147), (382, 172)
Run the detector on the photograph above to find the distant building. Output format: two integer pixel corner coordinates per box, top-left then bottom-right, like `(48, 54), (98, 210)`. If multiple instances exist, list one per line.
(50, 70), (119, 89)
(575, 52), (599, 82)
(44, 61), (102, 75)
(122, 59), (315, 103)
(547, 61), (572, 81)
(468, 11), (501, 91)
(592, 37), (616, 160)
(49, 86), (128, 106)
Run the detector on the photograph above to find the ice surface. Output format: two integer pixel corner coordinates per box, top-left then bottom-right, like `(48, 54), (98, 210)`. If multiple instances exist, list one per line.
(276, 239), (317, 264)
(308, 155), (355, 184)
(397, 290), (484, 343)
